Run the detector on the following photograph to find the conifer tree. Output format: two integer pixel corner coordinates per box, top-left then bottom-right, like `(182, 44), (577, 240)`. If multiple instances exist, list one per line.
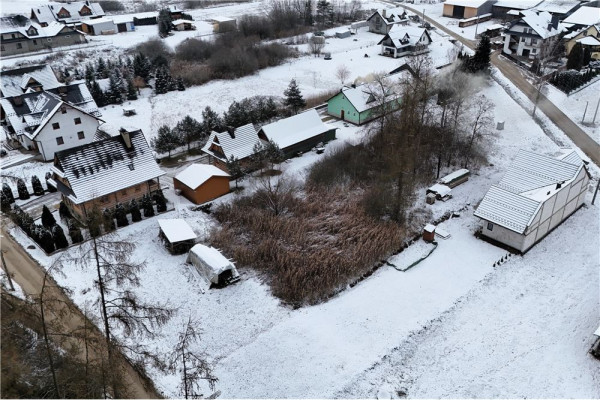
(58, 201), (71, 220)
(175, 116), (202, 151)
(226, 155), (245, 189)
(304, 0), (314, 26)
(68, 219), (83, 244)
(17, 178), (30, 200)
(2, 183), (14, 204)
(45, 172), (57, 193)
(31, 175), (44, 196)
(107, 70), (125, 104)
(471, 34), (491, 72)
(129, 199), (142, 222)
(52, 224), (69, 249)
(1, 191), (11, 212)
(154, 190), (167, 213)
(96, 57), (107, 79)
(141, 194), (155, 217)
(283, 79), (306, 114)
(126, 76), (138, 100)
(115, 203), (129, 227)
(39, 227), (55, 253)
(103, 208), (115, 232)
(41, 205), (56, 228)
(151, 125), (181, 157)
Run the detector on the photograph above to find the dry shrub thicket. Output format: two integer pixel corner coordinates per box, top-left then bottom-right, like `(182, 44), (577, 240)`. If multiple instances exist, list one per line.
(211, 57), (495, 306)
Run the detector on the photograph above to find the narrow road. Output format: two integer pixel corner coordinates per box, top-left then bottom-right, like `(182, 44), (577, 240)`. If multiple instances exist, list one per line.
(0, 224), (161, 399)
(401, 4), (600, 166)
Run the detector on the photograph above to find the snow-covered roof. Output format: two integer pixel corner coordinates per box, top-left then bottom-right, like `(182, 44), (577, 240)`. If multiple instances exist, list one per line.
(0, 17), (72, 39)
(0, 64), (61, 98)
(428, 183), (452, 197)
(258, 109), (332, 150)
(158, 219), (197, 243)
(494, 0), (543, 10)
(53, 129), (164, 204)
(201, 123), (262, 162)
(81, 17), (116, 26)
(518, 10), (563, 38)
(534, 0), (581, 14)
(378, 25), (431, 48)
(444, 0), (489, 8)
(31, 1), (105, 24)
(175, 164), (230, 190)
(474, 149), (584, 233)
(337, 84), (399, 113)
(439, 168), (469, 185)
(577, 35), (600, 45)
(173, 19), (194, 25)
(211, 16), (235, 22)
(188, 244), (233, 272)
(563, 6), (600, 26)
(366, 9), (406, 26)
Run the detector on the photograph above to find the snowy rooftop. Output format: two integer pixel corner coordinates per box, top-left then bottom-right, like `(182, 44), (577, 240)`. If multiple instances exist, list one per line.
(494, 0), (543, 9)
(189, 244), (233, 272)
(474, 149), (584, 233)
(175, 164), (230, 190)
(338, 84), (399, 113)
(53, 129), (164, 204)
(563, 6), (600, 26)
(0, 64), (61, 98)
(439, 168), (469, 184)
(534, 0), (581, 14)
(518, 10), (563, 38)
(367, 10), (406, 26)
(211, 16), (235, 22)
(81, 17), (115, 25)
(444, 0), (490, 8)
(380, 25), (430, 48)
(577, 36), (600, 45)
(31, 1), (105, 24)
(158, 219), (197, 243)
(258, 109), (333, 150)
(201, 123), (262, 162)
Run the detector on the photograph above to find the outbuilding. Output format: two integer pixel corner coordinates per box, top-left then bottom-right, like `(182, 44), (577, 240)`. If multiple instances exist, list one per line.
(158, 219), (197, 254)
(442, 0), (496, 19)
(174, 164), (230, 205)
(187, 244), (240, 287)
(173, 19), (195, 31)
(211, 16), (236, 33)
(327, 83), (401, 125)
(80, 17), (117, 35)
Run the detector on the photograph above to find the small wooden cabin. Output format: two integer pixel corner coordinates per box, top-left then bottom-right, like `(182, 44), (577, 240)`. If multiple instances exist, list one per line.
(158, 219), (197, 254)
(173, 164), (230, 205)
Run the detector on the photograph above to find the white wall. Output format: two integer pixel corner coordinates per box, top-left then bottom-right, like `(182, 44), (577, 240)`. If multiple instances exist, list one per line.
(35, 105), (99, 161)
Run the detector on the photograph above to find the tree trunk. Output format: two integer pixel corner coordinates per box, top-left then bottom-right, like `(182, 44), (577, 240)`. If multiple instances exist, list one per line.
(40, 292), (60, 398)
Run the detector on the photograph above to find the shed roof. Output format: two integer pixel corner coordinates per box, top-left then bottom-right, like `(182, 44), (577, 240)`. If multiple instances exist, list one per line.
(474, 149), (584, 233)
(53, 129), (164, 204)
(258, 109), (332, 150)
(211, 16), (235, 22)
(189, 244), (233, 271)
(175, 164), (230, 190)
(563, 6), (600, 25)
(158, 219), (197, 243)
(201, 123), (262, 162)
(81, 17), (115, 26)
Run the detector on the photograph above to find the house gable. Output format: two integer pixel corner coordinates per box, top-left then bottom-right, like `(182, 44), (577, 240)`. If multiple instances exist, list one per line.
(79, 5), (92, 16)
(57, 7), (71, 19)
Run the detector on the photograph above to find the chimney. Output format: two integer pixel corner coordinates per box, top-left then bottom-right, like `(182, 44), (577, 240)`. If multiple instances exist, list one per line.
(382, 9), (387, 18)
(551, 14), (559, 29)
(226, 126), (235, 139)
(120, 128), (132, 149)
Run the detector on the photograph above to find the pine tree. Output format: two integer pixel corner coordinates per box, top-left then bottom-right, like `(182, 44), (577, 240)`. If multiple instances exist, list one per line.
(151, 125), (181, 157)
(103, 208), (115, 232)
(126, 75), (138, 100)
(175, 116), (202, 151)
(17, 178), (30, 200)
(88, 79), (107, 107)
(224, 100), (252, 127)
(1, 191), (11, 212)
(115, 203), (129, 227)
(264, 140), (285, 170)
(107, 70), (125, 104)
(141, 194), (155, 217)
(583, 47), (591, 66)
(471, 34), (491, 73)
(154, 66), (169, 95)
(41, 205), (56, 228)
(226, 155), (245, 189)
(158, 8), (173, 37)
(567, 42), (584, 71)
(250, 141), (267, 172)
(133, 53), (151, 82)
(52, 224), (69, 249)
(304, 0), (314, 26)
(39, 227), (55, 254)
(85, 63), (95, 83)
(68, 219), (83, 244)
(284, 79), (306, 114)
(2, 183), (15, 204)
(202, 106), (224, 135)
(96, 57), (107, 79)
(58, 201), (72, 220)
(129, 199), (142, 222)
(176, 77), (185, 91)
(154, 190), (167, 213)
(31, 175), (44, 196)
(316, 0), (330, 28)
(45, 172), (57, 193)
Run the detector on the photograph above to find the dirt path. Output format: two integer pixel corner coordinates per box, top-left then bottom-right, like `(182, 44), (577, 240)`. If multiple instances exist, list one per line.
(401, 4), (600, 166)
(1, 224), (162, 399)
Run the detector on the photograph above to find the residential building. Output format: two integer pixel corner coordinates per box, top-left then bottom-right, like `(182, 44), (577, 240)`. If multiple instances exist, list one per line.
(562, 6), (600, 26)
(367, 9), (408, 35)
(492, 0), (543, 20)
(49, 129), (164, 220)
(257, 109), (337, 157)
(1, 83), (103, 161)
(174, 164), (230, 205)
(564, 24), (600, 59)
(327, 83), (401, 125)
(0, 17), (85, 56)
(442, 0), (497, 19)
(31, 1), (105, 26)
(474, 149), (590, 253)
(201, 123), (263, 171)
(0, 64), (62, 98)
(534, 0), (583, 19)
(378, 26), (432, 58)
(502, 10), (563, 59)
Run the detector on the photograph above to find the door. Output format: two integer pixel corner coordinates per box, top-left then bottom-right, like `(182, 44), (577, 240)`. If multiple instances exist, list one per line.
(452, 5), (465, 18)
(522, 48), (530, 57)
(341, 110), (345, 120)
(118, 23), (127, 33)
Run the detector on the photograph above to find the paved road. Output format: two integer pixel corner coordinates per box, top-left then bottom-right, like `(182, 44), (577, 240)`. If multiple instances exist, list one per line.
(401, 4), (600, 166)
(0, 224), (161, 399)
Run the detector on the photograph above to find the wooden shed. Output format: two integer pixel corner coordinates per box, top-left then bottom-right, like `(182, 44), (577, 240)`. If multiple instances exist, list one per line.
(174, 164), (230, 205)
(442, 0), (495, 19)
(439, 169), (470, 188)
(158, 219), (197, 254)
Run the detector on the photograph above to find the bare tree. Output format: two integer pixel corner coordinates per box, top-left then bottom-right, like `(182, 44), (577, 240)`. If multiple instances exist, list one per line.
(253, 174), (299, 216)
(463, 94), (494, 167)
(168, 316), (218, 399)
(366, 72), (398, 137)
(308, 37), (325, 57)
(335, 64), (350, 85)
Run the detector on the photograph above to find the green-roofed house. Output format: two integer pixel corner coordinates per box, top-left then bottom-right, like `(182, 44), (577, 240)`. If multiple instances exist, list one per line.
(326, 83), (401, 125)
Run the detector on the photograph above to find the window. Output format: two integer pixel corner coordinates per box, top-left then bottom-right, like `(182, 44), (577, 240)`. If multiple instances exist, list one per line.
(532, 39), (537, 45)
(47, 38), (52, 42)
(77, 131), (85, 140)
(487, 222), (493, 231)
(532, 48), (537, 53)
(74, 117), (81, 125)
(33, 39), (37, 45)
(52, 122), (60, 130)
(56, 136), (64, 145)
(521, 37), (525, 42)
(11, 34), (15, 39)
(16, 43), (22, 49)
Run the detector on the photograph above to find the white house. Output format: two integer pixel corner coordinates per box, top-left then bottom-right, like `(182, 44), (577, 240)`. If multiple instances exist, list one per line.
(31, 1), (105, 26)
(0, 83), (103, 161)
(503, 10), (563, 59)
(474, 149), (590, 253)
(366, 9), (408, 35)
(378, 26), (432, 58)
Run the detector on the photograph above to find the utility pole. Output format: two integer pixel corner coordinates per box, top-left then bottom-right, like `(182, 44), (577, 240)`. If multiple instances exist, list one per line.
(582, 101), (589, 123)
(592, 96), (600, 124)
(592, 179), (600, 205)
